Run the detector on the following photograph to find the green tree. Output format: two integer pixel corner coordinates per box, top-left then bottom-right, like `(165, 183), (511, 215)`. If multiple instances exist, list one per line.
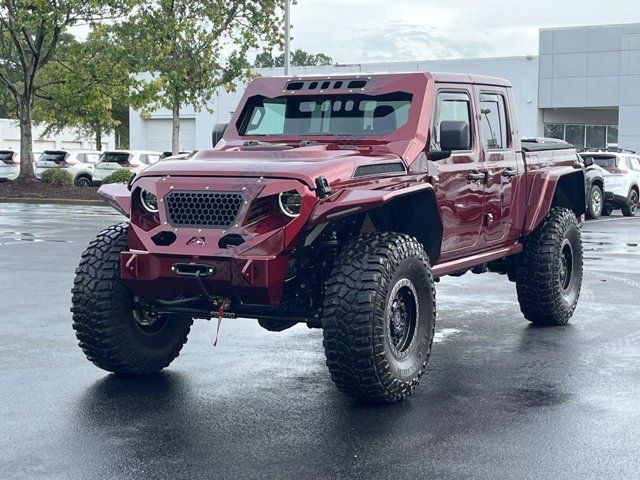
(255, 48), (334, 68)
(0, 0), (130, 182)
(122, 0), (284, 155)
(34, 27), (140, 150)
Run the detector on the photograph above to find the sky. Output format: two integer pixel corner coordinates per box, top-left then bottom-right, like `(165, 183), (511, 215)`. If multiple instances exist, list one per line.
(289, 0), (640, 63)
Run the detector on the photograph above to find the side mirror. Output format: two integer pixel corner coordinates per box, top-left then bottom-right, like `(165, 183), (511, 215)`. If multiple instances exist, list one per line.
(212, 123), (228, 147)
(440, 121), (470, 152)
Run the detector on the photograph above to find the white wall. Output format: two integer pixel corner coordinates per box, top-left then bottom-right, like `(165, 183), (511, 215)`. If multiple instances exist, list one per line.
(0, 119), (115, 155)
(130, 56), (540, 150)
(539, 23), (640, 151)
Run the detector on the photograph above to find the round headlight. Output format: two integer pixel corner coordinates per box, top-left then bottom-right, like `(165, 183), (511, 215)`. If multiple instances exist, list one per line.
(278, 190), (302, 218)
(140, 189), (159, 213)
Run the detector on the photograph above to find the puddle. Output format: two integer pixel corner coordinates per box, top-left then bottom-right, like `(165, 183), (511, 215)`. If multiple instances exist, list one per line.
(0, 231), (72, 244)
(508, 386), (572, 408)
(433, 328), (462, 343)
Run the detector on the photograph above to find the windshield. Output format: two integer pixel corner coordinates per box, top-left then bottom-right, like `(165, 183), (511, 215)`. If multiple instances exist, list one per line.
(99, 152), (131, 165)
(0, 152), (14, 161)
(238, 93), (413, 137)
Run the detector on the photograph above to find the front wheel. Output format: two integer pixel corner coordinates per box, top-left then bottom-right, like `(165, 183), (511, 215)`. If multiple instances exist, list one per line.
(71, 223), (192, 374)
(514, 208), (583, 326)
(586, 185), (603, 219)
(621, 189), (638, 217)
(322, 233), (436, 404)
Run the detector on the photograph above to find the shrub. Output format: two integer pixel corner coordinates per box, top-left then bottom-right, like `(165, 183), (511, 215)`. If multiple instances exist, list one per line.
(41, 168), (73, 187)
(103, 169), (134, 184)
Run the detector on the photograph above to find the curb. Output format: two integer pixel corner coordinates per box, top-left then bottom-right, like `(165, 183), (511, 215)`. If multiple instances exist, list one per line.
(0, 198), (107, 206)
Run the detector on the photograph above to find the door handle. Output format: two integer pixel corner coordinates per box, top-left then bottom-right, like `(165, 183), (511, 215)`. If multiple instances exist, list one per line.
(502, 168), (518, 178)
(467, 172), (486, 182)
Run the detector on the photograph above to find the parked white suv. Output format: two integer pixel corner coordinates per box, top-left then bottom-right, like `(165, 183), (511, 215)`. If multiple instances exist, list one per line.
(581, 150), (640, 216)
(0, 150), (19, 181)
(35, 150), (101, 187)
(92, 150), (162, 186)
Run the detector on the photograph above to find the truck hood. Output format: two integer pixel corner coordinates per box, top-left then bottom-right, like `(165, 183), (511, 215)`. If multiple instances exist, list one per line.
(137, 145), (405, 188)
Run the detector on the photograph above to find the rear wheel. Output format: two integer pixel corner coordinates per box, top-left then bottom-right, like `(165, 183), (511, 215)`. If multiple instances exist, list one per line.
(621, 189), (638, 217)
(322, 232), (436, 404)
(71, 223), (192, 374)
(514, 208), (583, 326)
(75, 175), (92, 187)
(586, 184), (603, 219)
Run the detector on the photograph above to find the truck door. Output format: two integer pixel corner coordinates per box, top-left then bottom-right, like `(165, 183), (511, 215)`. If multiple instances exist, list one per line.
(430, 88), (485, 256)
(477, 89), (523, 244)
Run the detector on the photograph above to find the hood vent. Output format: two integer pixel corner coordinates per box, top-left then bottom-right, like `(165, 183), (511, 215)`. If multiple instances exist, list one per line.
(353, 162), (406, 178)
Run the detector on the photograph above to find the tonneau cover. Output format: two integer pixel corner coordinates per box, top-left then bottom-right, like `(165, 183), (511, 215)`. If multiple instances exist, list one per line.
(521, 140), (575, 153)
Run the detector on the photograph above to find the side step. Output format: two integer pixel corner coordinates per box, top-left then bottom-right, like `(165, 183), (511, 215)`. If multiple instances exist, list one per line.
(432, 243), (523, 278)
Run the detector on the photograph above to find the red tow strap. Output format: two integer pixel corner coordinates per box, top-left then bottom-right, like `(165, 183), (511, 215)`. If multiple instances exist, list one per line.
(213, 304), (225, 347)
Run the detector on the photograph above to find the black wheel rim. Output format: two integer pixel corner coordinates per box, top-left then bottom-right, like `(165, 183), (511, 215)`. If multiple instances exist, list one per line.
(387, 279), (419, 357)
(559, 241), (574, 292)
(133, 310), (169, 335)
(591, 188), (602, 216)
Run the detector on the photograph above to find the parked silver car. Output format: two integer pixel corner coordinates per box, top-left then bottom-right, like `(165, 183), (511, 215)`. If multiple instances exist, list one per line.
(34, 150), (102, 187)
(0, 150), (19, 181)
(92, 150), (162, 186)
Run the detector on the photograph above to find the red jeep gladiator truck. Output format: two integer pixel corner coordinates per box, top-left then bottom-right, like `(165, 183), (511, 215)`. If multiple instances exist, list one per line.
(72, 73), (585, 403)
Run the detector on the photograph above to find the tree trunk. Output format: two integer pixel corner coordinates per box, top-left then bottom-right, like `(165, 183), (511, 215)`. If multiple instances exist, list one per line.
(172, 96), (180, 155)
(95, 128), (103, 151)
(17, 99), (35, 182)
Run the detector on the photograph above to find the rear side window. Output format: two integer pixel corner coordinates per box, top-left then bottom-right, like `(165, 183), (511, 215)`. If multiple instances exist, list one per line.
(100, 153), (130, 165)
(628, 156), (640, 171)
(479, 93), (509, 150)
(590, 156), (617, 168)
(432, 91), (472, 151)
(38, 152), (67, 164)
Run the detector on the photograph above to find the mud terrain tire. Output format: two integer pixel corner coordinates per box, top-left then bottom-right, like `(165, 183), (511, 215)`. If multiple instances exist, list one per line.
(71, 223), (192, 374)
(322, 232), (436, 404)
(514, 208), (583, 326)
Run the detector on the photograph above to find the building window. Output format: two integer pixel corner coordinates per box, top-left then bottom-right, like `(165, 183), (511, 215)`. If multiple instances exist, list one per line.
(565, 125), (585, 148)
(607, 126), (619, 145)
(543, 124), (618, 150)
(544, 124), (564, 140)
(586, 126), (606, 149)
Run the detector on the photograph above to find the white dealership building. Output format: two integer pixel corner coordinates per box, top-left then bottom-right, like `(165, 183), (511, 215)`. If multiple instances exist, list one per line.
(130, 23), (640, 153)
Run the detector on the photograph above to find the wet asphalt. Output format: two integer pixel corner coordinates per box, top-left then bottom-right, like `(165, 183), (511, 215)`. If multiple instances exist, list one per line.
(0, 203), (639, 480)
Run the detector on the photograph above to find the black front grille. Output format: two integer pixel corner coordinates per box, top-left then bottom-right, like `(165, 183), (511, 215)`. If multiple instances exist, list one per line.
(165, 191), (243, 228)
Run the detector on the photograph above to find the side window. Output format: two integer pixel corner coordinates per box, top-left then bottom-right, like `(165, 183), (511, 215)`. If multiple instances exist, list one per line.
(432, 91), (472, 151)
(76, 153), (86, 163)
(479, 93), (509, 150)
(629, 156), (640, 171)
(139, 154), (148, 164)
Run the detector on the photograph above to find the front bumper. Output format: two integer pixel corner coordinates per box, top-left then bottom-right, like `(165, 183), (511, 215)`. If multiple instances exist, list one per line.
(120, 175), (316, 306)
(121, 250), (290, 305)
